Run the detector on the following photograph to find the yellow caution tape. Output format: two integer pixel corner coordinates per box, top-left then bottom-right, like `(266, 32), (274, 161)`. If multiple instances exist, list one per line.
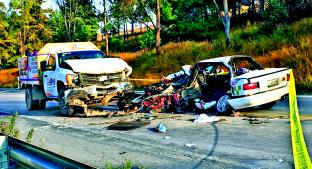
(289, 69), (312, 169)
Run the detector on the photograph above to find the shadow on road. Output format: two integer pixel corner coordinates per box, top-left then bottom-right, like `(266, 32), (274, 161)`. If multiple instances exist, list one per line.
(192, 122), (219, 169)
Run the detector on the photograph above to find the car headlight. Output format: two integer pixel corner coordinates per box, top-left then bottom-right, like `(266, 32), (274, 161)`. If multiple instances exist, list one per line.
(66, 74), (78, 86)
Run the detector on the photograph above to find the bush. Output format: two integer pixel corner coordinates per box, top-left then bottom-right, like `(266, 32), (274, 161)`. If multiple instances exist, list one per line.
(139, 29), (155, 49)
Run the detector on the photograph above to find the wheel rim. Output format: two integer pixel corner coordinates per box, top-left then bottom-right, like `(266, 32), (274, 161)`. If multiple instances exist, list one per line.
(217, 95), (230, 112)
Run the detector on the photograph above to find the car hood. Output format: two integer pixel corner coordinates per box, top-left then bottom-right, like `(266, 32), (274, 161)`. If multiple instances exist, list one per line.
(64, 58), (132, 75)
(234, 68), (288, 79)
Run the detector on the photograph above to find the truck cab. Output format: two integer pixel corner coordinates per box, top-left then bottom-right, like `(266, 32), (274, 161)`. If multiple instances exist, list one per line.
(18, 42), (133, 116)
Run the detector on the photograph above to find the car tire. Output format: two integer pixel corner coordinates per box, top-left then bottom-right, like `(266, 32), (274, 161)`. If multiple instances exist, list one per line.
(58, 88), (74, 116)
(212, 91), (232, 115)
(259, 101), (276, 109)
(25, 87), (39, 110)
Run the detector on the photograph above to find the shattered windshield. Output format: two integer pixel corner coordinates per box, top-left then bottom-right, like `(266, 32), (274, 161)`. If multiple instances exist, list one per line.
(58, 50), (106, 63)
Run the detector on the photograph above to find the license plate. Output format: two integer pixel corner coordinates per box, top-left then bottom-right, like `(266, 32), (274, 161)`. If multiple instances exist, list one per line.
(268, 78), (280, 88)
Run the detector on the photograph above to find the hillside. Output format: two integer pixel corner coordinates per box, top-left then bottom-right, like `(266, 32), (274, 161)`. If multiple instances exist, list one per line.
(121, 17), (312, 91)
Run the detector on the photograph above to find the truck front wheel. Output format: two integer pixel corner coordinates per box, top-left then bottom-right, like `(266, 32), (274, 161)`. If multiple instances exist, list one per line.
(58, 88), (74, 116)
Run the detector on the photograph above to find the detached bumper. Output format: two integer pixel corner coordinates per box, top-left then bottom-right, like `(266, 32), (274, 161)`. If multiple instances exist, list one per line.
(227, 86), (289, 110)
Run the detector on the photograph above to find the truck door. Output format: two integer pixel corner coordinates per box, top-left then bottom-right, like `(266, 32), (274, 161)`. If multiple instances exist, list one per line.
(43, 54), (59, 98)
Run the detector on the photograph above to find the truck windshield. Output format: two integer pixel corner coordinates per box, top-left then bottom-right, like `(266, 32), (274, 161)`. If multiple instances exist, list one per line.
(58, 50), (106, 63)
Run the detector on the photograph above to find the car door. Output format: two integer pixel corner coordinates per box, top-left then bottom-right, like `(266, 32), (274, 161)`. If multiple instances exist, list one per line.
(43, 54), (59, 98)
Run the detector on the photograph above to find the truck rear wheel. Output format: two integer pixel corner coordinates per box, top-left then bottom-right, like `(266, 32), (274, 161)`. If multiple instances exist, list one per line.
(58, 88), (74, 116)
(38, 99), (47, 110)
(25, 88), (38, 110)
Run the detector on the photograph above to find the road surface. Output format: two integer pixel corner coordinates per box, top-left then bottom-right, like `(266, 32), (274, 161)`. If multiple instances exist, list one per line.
(0, 88), (311, 168)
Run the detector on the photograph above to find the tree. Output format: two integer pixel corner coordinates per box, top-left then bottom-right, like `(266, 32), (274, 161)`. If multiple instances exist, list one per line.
(155, 0), (160, 55)
(222, 0), (230, 47)
(103, 0), (109, 54)
(54, 0), (98, 42)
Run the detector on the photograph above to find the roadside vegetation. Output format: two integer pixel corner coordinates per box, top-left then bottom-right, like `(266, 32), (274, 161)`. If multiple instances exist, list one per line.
(126, 17), (312, 91)
(0, 113), (35, 143)
(105, 160), (144, 169)
(1, 0), (312, 92)
(0, 68), (18, 88)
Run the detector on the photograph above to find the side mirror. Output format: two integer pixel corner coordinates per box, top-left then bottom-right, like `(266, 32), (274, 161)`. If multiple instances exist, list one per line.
(40, 61), (47, 71)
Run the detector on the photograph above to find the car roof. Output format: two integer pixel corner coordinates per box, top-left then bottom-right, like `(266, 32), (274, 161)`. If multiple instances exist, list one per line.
(198, 55), (252, 64)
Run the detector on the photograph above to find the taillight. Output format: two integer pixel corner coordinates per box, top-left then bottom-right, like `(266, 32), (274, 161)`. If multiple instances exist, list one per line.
(243, 82), (258, 90)
(286, 74), (290, 81)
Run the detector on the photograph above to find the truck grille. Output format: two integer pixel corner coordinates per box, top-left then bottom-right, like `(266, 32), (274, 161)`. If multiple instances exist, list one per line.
(79, 73), (123, 86)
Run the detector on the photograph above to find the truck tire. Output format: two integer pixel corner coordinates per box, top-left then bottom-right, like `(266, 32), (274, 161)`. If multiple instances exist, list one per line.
(212, 91), (232, 115)
(58, 88), (74, 116)
(38, 99), (46, 110)
(25, 88), (39, 110)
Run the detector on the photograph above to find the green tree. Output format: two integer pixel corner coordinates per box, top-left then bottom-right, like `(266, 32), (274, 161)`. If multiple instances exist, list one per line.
(55, 0), (98, 42)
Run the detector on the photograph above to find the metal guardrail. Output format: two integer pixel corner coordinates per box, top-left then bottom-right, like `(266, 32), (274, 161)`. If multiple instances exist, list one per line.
(0, 135), (94, 169)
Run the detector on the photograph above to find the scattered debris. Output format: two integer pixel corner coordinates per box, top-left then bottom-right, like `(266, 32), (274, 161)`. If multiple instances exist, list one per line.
(242, 118), (271, 124)
(156, 123), (167, 133)
(163, 136), (171, 140)
(278, 159), (284, 163)
(107, 121), (151, 131)
(218, 118), (227, 122)
(184, 143), (196, 148)
(194, 114), (219, 123)
(232, 111), (241, 117)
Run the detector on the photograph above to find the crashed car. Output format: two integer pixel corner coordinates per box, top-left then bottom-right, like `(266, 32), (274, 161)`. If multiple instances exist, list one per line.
(187, 55), (291, 113)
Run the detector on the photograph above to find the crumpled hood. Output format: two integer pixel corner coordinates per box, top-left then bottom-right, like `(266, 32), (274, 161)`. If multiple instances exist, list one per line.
(64, 58), (132, 75)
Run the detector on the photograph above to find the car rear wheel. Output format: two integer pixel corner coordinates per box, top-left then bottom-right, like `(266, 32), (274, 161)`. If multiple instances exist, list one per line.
(213, 91), (232, 115)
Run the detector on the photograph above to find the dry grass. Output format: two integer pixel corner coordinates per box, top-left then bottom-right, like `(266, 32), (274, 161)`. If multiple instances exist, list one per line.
(0, 68), (18, 88)
(113, 49), (148, 63)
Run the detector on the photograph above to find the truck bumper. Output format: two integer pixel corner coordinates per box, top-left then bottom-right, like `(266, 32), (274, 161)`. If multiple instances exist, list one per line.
(227, 86), (289, 110)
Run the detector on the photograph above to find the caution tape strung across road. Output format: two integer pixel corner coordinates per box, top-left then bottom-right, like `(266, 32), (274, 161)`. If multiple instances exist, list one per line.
(289, 69), (312, 169)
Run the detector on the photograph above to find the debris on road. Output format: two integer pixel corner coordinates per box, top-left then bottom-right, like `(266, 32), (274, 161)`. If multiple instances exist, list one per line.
(242, 118), (271, 124)
(107, 120), (151, 131)
(184, 143), (196, 148)
(232, 111), (241, 117)
(194, 114), (219, 123)
(163, 136), (171, 140)
(156, 123), (167, 133)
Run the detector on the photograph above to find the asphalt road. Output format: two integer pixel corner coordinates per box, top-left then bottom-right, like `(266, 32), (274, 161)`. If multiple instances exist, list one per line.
(0, 88), (311, 168)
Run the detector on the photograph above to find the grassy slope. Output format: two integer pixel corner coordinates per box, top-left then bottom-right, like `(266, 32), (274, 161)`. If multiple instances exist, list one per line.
(1, 18), (312, 90)
(0, 68), (18, 88)
(125, 17), (312, 91)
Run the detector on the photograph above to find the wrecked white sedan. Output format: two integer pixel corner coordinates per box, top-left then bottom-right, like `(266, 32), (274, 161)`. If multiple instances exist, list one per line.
(187, 55), (290, 114)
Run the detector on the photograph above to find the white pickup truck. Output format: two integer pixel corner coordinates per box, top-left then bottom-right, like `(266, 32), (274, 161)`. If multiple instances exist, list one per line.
(187, 55), (291, 114)
(18, 42), (133, 116)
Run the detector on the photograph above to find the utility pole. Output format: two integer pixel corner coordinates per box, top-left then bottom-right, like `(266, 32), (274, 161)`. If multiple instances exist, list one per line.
(103, 0), (108, 55)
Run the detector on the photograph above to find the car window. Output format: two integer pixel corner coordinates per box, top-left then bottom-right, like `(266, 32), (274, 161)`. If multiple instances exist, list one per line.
(231, 57), (263, 71)
(47, 54), (56, 70)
